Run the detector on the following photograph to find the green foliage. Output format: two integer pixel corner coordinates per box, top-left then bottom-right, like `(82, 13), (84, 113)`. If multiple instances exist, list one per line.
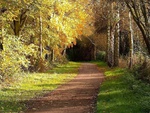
(0, 35), (37, 81)
(0, 62), (80, 112)
(125, 73), (150, 112)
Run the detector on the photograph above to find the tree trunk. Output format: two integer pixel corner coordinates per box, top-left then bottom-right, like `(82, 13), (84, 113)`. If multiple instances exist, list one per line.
(129, 11), (134, 69)
(110, 3), (115, 67)
(11, 10), (28, 37)
(114, 6), (120, 67)
(107, 5), (111, 67)
(13, 20), (20, 36)
(39, 14), (43, 58)
(51, 49), (55, 62)
(93, 45), (96, 60)
(0, 16), (3, 51)
(110, 29), (115, 67)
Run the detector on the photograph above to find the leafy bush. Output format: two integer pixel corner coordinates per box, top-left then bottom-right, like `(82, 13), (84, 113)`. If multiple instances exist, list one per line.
(0, 35), (36, 82)
(132, 59), (150, 83)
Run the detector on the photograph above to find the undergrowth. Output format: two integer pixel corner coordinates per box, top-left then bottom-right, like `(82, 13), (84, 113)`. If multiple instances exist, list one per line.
(94, 61), (150, 113)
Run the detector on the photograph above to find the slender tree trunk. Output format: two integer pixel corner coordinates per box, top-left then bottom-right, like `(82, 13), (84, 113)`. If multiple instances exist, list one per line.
(107, 2), (112, 67)
(62, 49), (66, 56)
(114, 6), (120, 66)
(93, 45), (96, 60)
(110, 29), (115, 67)
(13, 20), (20, 36)
(0, 16), (3, 51)
(62, 46), (67, 56)
(107, 2), (115, 67)
(129, 11), (134, 69)
(51, 49), (55, 62)
(85, 37), (96, 60)
(110, 3), (115, 67)
(39, 14), (43, 58)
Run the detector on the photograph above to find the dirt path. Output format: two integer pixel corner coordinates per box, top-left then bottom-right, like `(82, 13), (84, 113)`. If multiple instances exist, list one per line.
(25, 63), (104, 113)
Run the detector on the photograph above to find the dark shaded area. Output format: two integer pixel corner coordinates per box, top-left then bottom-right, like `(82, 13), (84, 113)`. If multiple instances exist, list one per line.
(66, 38), (95, 61)
(1, 7), (7, 13)
(0, 43), (3, 51)
(119, 30), (130, 56)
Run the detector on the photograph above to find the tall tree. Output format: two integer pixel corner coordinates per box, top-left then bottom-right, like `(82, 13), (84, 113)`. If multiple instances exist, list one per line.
(107, 1), (120, 67)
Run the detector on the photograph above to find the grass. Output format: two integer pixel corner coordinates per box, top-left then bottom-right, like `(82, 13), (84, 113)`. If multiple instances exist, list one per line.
(93, 61), (149, 113)
(0, 62), (81, 113)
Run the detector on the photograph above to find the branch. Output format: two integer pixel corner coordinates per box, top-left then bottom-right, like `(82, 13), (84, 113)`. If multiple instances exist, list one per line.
(86, 37), (96, 46)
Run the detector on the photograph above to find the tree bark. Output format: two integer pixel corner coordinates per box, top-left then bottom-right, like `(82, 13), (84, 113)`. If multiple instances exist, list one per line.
(114, 5), (120, 66)
(110, 28), (115, 67)
(51, 49), (55, 62)
(129, 11), (134, 69)
(13, 20), (20, 36)
(107, 2), (112, 67)
(110, 2), (115, 67)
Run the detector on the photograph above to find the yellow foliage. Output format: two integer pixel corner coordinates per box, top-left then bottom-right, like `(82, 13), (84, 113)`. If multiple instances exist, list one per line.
(0, 34), (37, 77)
(0, 0), (91, 76)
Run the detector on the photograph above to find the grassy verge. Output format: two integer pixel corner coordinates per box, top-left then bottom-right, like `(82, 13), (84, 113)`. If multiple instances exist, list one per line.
(0, 62), (81, 113)
(93, 61), (150, 113)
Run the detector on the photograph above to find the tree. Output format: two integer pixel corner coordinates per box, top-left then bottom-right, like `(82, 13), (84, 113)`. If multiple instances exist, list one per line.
(128, 11), (134, 68)
(107, 1), (120, 67)
(0, 0), (89, 74)
(114, 2), (120, 66)
(124, 0), (150, 55)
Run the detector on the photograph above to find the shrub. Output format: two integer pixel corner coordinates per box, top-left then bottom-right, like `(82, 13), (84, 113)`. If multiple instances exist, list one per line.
(132, 59), (150, 83)
(0, 34), (36, 82)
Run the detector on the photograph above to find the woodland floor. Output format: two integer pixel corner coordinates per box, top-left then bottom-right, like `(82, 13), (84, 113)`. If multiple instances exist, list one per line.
(25, 63), (104, 113)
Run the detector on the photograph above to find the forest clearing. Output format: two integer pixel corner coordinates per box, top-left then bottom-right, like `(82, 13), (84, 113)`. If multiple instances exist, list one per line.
(0, 0), (150, 113)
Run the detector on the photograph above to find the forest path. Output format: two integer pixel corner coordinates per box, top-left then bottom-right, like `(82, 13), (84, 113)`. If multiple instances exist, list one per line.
(25, 63), (104, 113)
